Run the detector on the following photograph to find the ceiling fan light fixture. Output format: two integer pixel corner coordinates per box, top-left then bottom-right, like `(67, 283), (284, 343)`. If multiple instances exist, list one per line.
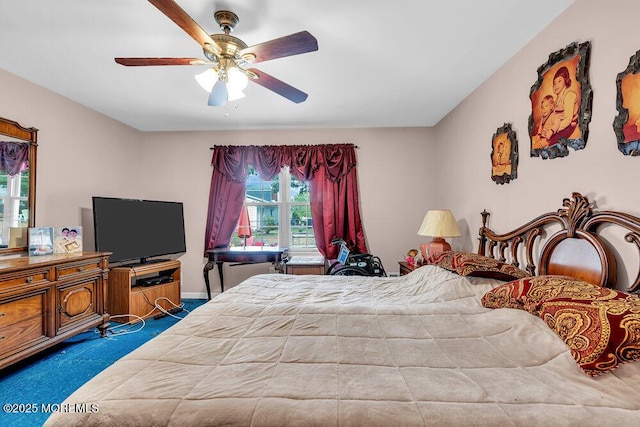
(119, 2), (317, 106)
(197, 63), (247, 105)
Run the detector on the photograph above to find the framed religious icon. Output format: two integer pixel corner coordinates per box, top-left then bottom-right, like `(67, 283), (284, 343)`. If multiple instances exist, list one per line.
(528, 41), (592, 159)
(613, 49), (640, 156)
(491, 123), (518, 185)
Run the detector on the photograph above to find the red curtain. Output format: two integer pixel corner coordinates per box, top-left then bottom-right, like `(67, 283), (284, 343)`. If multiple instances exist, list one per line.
(203, 147), (248, 250)
(0, 141), (29, 176)
(203, 144), (367, 258)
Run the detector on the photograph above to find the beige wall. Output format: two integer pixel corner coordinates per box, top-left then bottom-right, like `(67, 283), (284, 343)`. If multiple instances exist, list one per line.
(0, 68), (144, 242)
(435, 0), (640, 288)
(139, 127), (436, 296)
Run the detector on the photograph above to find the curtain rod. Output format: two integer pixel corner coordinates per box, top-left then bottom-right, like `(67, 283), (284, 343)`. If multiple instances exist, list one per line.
(209, 144), (359, 150)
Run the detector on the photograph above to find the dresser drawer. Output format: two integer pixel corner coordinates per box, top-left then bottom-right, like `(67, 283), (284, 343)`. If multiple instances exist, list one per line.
(0, 294), (46, 352)
(56, 259), (102, 280)
(0, 269), (50, 292)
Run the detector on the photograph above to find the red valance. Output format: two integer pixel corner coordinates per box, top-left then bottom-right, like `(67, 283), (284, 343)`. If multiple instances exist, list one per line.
(210, 144), (357, 183)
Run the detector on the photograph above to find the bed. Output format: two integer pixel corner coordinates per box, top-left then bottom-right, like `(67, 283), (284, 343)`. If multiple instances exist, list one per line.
(45, 192), (640, 426)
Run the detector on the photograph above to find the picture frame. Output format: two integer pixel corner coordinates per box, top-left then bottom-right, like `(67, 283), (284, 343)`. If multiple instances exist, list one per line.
(53, 226), (83, 254)
(529, 41), (592, 159)
(613, 49), (640, 156)
(28, 227), (54, 256)
(491, 123), (518, 185)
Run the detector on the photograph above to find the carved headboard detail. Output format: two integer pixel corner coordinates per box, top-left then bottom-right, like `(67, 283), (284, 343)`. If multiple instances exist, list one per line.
(478, 192), (640, 292)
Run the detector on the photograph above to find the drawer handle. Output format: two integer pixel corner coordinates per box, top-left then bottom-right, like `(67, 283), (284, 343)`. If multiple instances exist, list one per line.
(0, 312), (4, 317)
(26, 276), (34, 283)
(0, 336), (4, 340)
(78, 266), (85, 272)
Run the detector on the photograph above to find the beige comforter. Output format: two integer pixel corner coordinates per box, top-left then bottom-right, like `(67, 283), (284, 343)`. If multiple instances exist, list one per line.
(45, 266), (640, 426)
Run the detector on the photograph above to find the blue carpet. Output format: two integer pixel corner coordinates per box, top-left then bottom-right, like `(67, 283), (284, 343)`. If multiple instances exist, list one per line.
(0, 299), (207, 427)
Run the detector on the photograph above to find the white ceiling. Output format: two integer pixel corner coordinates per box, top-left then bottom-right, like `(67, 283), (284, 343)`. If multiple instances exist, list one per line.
(0, 0), (574, 132)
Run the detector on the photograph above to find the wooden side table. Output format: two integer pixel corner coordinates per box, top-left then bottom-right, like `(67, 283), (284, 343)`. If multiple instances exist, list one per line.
(286, 256), (326, 275)
(398, 261), (424, 275)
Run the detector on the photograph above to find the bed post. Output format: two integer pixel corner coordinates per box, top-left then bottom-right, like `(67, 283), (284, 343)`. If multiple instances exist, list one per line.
(478, 209), (490, 256)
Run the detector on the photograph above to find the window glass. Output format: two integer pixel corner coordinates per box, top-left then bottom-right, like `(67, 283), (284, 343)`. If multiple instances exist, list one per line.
(0, 169), (29, 246)
(289, 175), (315, 248)
(231, 167), (316, 250)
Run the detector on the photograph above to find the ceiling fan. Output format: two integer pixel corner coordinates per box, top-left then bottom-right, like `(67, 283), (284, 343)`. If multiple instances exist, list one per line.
(115, 0), (318, 106)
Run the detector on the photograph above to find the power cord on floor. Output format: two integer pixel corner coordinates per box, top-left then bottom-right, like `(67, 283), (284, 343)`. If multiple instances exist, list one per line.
(152, 296), (189, 320)
(103, 314), (147, 336)
(99, 296), (187, 336)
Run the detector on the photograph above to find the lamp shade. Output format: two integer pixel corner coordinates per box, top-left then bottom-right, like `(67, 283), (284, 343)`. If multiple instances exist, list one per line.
(417, 210), (461, 238)
(195, 68), (217, 92)
(417, 210), (461, 259)
(208, 79), (228, 106)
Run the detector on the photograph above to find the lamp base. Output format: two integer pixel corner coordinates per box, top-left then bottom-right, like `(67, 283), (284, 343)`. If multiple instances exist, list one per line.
(420, 237), (451, 260)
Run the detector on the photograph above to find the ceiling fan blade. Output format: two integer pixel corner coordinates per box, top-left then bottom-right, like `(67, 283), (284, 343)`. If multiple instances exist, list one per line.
(115, 57), (208, 66)
(208, 79), (228, 106)
(239, 31), (318, 64)
(148, 0), (221, 56)
(247, 68), (308, 103)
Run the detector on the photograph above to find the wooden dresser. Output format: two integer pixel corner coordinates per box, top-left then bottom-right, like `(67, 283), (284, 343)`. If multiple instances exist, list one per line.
(0, 252), (110, 370)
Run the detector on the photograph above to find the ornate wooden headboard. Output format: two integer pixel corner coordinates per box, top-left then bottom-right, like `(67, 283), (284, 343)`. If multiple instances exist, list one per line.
(477, 192), (640, 292)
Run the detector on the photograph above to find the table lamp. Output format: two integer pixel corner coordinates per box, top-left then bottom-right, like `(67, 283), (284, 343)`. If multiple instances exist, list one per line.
(417, 209), (462, 259)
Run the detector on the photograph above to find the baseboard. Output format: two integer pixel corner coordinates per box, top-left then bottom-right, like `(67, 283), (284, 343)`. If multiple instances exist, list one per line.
(181, 292), (209, 300)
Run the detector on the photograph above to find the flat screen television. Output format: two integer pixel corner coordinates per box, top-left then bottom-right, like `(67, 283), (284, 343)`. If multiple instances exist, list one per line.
(92, 197), (186, 265)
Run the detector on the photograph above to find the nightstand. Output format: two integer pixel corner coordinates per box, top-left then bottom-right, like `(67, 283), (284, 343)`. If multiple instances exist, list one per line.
(286, 256), (326, 275)
(398, 261), (423, 275)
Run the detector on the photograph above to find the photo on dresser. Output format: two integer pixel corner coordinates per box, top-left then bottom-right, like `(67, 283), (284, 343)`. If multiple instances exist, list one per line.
(28, 227), (54, 256)
(53, 226), (83, 254)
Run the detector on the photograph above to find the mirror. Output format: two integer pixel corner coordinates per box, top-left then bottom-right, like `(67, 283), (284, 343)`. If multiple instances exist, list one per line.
(0, 116), (37, 254)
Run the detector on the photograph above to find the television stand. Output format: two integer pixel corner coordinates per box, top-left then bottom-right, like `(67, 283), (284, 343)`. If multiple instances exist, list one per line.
(120, 258), (170, 267)
(138, 258), (170, 265)
(107, 259), (181, 323)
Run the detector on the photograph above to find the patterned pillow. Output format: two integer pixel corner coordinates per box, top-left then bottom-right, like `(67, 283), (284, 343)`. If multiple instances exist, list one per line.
(482, 275), (640, 376)
(539, 293), (640, 376)
(481, 275), (610, 313)
(426, 251), (530, 281)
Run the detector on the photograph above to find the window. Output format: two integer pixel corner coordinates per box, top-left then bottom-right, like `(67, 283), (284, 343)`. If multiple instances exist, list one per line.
(230, 167), (316, 251)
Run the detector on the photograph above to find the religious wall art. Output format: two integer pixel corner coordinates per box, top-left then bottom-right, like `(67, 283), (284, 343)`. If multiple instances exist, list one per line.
(491, 123), (518, 185)
(529, 41), (592, 159)
(613, 49), (640, 156)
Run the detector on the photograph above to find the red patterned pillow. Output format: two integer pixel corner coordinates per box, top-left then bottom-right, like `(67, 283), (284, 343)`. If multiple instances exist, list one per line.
(427, 251), (530, 281)
(539, 293), (640, 376)
(481, 275), (611, 313)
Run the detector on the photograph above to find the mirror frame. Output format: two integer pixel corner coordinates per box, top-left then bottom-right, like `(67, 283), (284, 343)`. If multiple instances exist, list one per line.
(0, 116), (38, 254)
